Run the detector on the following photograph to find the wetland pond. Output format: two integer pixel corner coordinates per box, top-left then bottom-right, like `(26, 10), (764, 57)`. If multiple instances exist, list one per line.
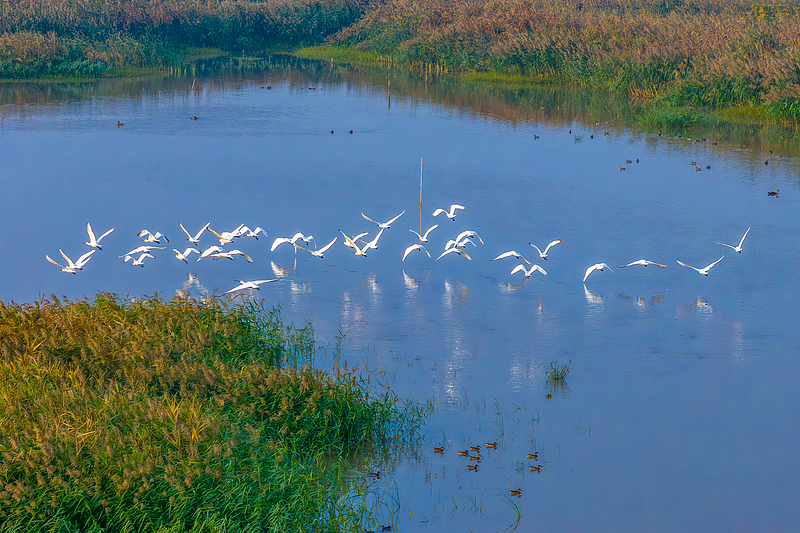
(2, 55), (800, 531)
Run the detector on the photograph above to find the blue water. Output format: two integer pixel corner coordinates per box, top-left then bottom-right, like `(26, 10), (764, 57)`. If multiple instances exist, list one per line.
(1, 61), (799, 531)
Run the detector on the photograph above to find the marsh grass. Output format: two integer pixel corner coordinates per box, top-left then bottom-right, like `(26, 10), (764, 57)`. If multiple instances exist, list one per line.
(0, 292), (416, 532)
(543, 359), (571, 387)
(328, 0), (800, 118)
(0, 0), (368, 78)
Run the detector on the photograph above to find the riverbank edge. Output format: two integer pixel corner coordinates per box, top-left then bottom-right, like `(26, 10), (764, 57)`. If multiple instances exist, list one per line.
(292, 44), (798, 132)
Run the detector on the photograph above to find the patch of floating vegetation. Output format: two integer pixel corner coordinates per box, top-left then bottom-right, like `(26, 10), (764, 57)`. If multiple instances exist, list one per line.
(0, 293), (422, 532)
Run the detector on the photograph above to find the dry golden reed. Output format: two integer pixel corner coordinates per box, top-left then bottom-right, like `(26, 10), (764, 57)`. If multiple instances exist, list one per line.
(331, 0), (800, 108)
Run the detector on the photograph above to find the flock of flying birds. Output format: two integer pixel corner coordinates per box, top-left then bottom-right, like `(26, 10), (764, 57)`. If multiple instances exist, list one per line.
(46, 206), (752, 294)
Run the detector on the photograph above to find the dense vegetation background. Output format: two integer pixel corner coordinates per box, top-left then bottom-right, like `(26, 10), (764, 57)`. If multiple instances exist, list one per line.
(1, 0), (798, 118)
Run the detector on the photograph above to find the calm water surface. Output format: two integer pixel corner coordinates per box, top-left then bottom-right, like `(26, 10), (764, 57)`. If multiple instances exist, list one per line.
(1, 58), (799, 532)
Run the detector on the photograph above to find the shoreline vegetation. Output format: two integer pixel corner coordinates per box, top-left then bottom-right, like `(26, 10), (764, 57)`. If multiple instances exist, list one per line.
(1, 0), (799, 127)
(0, 293), (420, 532)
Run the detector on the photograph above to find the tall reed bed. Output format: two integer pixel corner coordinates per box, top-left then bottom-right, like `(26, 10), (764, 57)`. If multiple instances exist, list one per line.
(0, 293), (413, 532)
(0, 0), (367, 77)
(329, 0), (800, 119)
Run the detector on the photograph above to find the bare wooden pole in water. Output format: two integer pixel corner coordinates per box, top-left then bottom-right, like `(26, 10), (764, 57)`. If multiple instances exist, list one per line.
(420, 158), (423, 235)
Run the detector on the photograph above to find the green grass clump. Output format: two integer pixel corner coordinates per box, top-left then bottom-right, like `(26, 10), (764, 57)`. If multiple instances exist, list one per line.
(543, 359), (571, 387)
(293, 45), (389, 65)
(637, 104), (723, 129)
(0, 293), (412, 532)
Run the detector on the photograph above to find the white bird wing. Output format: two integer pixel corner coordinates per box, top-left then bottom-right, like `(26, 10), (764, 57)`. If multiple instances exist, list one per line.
(46, 255), (64, 268)
(361, 213), (381, 226)
(97, 227), (114, 243)
(432, 208), (446, 217)
(366, 228), (385, 248)
(437, 248), (470, 260)
(583, 264), (606, 282)
(137, 229), (152, 238)
(316, 237), (338, 254)
(492, 251), (518, 261)
(530, 243), (544, 257)
(422, 224), (439, 240)
(457, 230), (483, 244)
(703, 256), (724, 271)
(271, 238), (290, 251)
(383, 210), (405, 227)
(179, 222), (192, 240)
(716, 241), (736, 250)
(192, 222), (211, 241)
(86, 222), (97, 245)
(340, 231), (364, 254)
(339, 231), (357, 248)
(229, 250), (254, 263)
(738, 227), (751, 248)
(225, 283), (249, 294)
(543, 239), (562, 254)
(59, 249), (76, 269)
(121, 245), (164, 257)
(402, 244), (430, 261)
(510, 264), (528, 276)
(435, 248), (457, 260)
(186, 222), (211, 242)
(75, 250), (96, 268)
(409, 229), (423, 240)
(619, 259), (651, 268)
(449, 204), (465, 215)
(199, 245), (224, 260)
(444, 239), (457, 250)
(533, 264), (548, 275)
(676, 260), (700, 273)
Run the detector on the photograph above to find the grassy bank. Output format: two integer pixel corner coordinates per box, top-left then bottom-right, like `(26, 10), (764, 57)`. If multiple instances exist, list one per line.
(0, 293), (415, 532)
(319, 0), (800, 122)
(2, 0), (798, 125)
(0, 0), (367, 78)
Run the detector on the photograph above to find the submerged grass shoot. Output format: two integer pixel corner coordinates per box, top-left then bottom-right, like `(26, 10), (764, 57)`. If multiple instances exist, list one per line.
(0, 293), (419, 532)
(543, 359), (571, 387)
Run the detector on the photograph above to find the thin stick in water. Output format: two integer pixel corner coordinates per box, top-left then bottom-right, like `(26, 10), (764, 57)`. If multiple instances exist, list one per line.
(420, 158), (423, 236)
